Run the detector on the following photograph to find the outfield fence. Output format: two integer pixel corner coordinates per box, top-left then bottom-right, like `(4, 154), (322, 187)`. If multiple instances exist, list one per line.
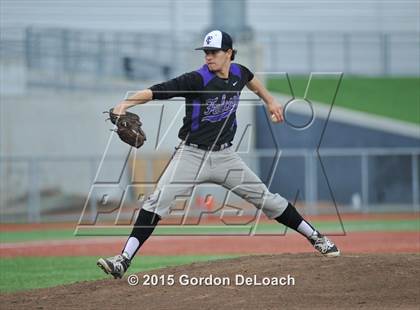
(1, 148), (419, 223)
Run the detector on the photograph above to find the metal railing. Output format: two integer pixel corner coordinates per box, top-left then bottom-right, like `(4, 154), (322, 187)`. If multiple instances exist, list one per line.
(1, 27), (419, 92)
(257, 31), (420, 76)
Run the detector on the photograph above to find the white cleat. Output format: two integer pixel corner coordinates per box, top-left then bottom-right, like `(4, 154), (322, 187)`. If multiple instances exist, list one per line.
(308, 231), (340, 257)
(97, 253), (131, 279)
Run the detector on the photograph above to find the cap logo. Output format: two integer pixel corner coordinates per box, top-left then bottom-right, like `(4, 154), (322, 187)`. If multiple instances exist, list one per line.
(206, 36), (213, 44)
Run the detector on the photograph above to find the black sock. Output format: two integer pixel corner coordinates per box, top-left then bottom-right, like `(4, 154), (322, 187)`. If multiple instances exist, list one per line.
(122, 208), (160, 259)
(275, 203), (316, 237)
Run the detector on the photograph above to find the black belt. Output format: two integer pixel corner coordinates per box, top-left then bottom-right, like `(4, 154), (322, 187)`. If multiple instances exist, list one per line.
(184, 141), (232, 151)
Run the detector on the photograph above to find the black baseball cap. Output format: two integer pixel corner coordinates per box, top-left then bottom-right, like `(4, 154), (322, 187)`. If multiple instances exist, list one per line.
(195, 30), (233, 51)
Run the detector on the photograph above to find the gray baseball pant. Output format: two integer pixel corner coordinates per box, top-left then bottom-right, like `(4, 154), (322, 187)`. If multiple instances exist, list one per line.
(142, 143), (288, 219)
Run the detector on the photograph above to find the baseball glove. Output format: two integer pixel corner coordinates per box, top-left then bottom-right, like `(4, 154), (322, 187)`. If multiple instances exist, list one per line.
(108, 108), (146, 148)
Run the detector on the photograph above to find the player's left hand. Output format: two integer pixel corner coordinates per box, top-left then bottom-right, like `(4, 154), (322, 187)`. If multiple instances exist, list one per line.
(107, 108), (147, 148)
(267, 101), (284, 123)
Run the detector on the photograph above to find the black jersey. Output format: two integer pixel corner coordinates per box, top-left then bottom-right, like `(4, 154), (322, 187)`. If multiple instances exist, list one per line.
(149, 63), (254, 147)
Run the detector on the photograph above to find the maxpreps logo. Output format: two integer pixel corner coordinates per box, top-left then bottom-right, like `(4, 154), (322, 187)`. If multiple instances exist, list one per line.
(203, 92), (240, 122)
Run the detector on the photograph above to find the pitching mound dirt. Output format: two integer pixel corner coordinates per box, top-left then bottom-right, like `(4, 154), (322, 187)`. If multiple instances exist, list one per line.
(2, 253), (419, 309)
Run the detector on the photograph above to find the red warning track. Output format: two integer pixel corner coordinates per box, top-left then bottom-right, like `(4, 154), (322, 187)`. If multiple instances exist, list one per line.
(1, 232), (418, 257)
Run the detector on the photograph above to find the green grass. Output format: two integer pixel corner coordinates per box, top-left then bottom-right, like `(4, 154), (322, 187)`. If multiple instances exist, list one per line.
(252, 219), (420, 233)
(267, 76), (420, 124)
(0, 255), (241, 293)
(1, 219), (418, 242)
(0, 229), (76, 243)
(74, 219), (420, 236)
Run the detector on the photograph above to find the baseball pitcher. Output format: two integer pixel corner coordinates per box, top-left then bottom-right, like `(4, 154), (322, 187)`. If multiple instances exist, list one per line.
(98, 30), (340, 279)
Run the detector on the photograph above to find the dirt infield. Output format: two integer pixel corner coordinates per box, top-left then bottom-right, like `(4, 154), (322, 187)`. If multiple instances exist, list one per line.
(2, 253), (419, 309)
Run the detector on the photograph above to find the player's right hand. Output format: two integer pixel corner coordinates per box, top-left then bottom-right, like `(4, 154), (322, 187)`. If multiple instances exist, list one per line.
(268, 101), (284, 123)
